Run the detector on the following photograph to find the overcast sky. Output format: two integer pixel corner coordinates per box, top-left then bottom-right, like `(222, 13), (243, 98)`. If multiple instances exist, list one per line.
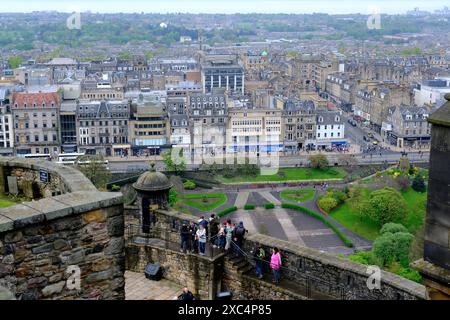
(0, 0), (447, 14)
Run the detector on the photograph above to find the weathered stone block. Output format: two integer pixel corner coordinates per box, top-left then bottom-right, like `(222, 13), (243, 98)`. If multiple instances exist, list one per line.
(85, 269), (113, 283)
(107, 215), (124, 237)
(4, 231), (23, 243)
(32, 243), (54, 254)
(105, 237), (124, 256)
(83, 209), (107, 224)
(42, 281), (65, 297)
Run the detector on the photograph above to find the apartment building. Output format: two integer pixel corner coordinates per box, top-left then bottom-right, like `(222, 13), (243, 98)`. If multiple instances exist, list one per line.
(201, 55), (245, 94)
(76, 99), (130, 156)
(315, 110), (346, 150)
(11, 91), (61, 155)
(227, 107), (283, 155)
(282, 99), (316, 152)
(189, 93), (228, 156)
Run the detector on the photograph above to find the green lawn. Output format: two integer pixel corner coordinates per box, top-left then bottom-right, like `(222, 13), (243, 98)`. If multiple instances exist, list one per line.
(280, 189), (316, 203)
(328, 187), (427, 241)
(218, 167), (347, 183)
(0, 195), (17, 208)
(180, 193), (227, 212)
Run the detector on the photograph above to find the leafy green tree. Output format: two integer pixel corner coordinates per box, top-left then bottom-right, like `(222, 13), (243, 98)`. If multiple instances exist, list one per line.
(373, 229), (414, 267)
(308, 154), (329, 170)
(168, 188), (178, 207)
(8, 56), (23, 69)
(411, 175), (426, 193)
(366, 187), (408, 226)
(380, 223), (408, 235)
(348, 187), (370, 221)
(162, 148), (186, 175)
(76, 154), (111, 190)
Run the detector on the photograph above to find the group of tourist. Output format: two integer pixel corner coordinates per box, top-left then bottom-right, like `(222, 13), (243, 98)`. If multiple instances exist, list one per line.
(179, 214), (248, 256)
(252, 243), (282, 285)
(179, 215), (283, 285)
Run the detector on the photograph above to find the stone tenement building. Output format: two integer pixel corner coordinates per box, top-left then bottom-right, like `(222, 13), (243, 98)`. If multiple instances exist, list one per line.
(189, 93), (228, 156)
(282, 99), (316, 152)
(76, 99), (130, 157)
(11, 91), (61, 156)
(0, 157), (125, 300)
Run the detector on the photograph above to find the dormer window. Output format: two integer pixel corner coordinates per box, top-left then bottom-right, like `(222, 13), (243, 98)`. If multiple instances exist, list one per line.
(318, 116), (323, 123)
(33, 102), (37, 108)
(42, 102), (46, 107)
(335, 116), (340, 122)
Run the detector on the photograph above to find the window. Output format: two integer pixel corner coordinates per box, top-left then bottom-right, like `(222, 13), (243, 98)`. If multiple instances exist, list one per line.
(34, 135), (39, 142)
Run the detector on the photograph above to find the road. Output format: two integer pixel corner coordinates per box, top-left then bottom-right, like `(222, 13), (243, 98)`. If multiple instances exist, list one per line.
(108, 151), (429, 173)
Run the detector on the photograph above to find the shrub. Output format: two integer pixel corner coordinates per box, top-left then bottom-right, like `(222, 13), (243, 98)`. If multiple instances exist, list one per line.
(281, 203), (353, 248)
(183, 180), (196, 190)
(380, 223), (408, 235)
(411, 175), (426, 193)
(111, 184), (121, 192)
(373, 231), (414, 267)
(317, 196), (338, 212)
(244, 204), (255, 210)
(308, 154), (329, 169)
(348, 251), (379, 266)
(168, 188), (178, 207)
(217, 206), (238, 218)
(264, 203), (275, 209)
(395, 175), (410, 191)
(366, 187), (408, 226)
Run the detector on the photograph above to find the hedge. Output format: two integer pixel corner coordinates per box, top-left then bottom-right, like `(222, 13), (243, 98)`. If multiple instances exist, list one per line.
(281, 203), (354, 248)
(264, 203), (275, 209)
(217, 206), (238, 218)
(244, 204), (255, 210)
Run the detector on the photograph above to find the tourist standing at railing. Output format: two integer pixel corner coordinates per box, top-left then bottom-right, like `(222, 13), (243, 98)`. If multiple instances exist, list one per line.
(198, 216), (208, 239)
(216, 222), (226, 249)
(270, 247), (282, 285)
(252, 243), (265, 279)
(179, 222), (190, 254)
(233, 221), (247, 257)
(196, 224), (207, 256)
(209, 214), (219, 245)
(224, 219), (234, 252)
(189, 221), (198, 254)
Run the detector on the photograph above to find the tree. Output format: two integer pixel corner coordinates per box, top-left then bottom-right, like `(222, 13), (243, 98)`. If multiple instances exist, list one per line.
(348, 187), (370, 221)
(373, 227), (414, 267)
(366, 187), (408, 226)
(308, 154), (329, 170)
(162, 148), (186, 174)
(76, 154), (111, 190)
(8, 56), (23, 69)
(168, 188), (178, 207)
(411, 175), (426, 193)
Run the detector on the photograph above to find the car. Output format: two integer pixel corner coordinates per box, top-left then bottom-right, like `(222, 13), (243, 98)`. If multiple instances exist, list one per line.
(363, 136), (369, 142)
(368, 132), (374, 138)
(372, 141), (378, 145)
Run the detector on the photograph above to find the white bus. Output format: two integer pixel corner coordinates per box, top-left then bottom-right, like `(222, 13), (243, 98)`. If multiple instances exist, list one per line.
(76, 159), (109, 170)
(56, 153), (85, 165)
(23, 154), (51, 160)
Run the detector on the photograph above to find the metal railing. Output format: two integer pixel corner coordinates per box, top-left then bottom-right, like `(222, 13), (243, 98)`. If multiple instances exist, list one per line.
(126, 223), (225, 259)
(229, 240), (350, 300)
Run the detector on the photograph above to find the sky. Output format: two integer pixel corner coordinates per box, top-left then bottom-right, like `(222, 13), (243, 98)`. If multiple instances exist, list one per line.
(0, 0), (448, 14)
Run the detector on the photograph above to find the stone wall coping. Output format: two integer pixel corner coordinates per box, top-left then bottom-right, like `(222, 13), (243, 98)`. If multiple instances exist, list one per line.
(0, 191), (123, 233)
(246, 233), (426, 299)
(0, 157), (97, 193)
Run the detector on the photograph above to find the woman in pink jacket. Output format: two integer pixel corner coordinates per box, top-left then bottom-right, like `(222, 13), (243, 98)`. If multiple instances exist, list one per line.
(270, 247), (281, 284)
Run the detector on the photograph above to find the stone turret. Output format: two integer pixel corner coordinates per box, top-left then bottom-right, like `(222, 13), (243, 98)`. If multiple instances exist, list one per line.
(412, 93), (450, 300)
(132, 163), (173, 232)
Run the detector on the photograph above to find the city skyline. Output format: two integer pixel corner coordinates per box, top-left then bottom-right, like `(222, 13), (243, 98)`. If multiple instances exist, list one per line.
(0, 0), (447, 14)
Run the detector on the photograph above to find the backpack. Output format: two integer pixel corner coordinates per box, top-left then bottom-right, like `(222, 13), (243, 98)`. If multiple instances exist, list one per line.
(234, 226), (245, 238)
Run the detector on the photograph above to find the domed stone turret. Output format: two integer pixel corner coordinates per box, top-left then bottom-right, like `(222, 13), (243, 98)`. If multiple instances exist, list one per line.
(133, 164), (172, 192)
(132, 163), (173, 232)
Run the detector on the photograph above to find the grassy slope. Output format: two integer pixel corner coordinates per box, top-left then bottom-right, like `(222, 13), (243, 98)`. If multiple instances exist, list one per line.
(329, 187), (427, 241)
(218, 167), (347, 183)
(280, 189), (316, 203)
(180, 193), (227, 212)
(0, 195), (17, 208)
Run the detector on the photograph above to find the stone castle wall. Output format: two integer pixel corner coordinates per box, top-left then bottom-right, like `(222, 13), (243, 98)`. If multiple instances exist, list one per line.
(0, 158), (125, 300)
(144, 209), (426, 300)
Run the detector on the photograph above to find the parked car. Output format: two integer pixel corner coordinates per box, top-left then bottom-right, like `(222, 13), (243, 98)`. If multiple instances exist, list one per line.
(363, 136), (369, 142)
(367, 132), (374, 138)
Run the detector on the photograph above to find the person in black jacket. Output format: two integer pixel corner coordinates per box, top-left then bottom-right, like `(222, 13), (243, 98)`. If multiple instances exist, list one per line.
(180, 222), (190, 253)
(178, 287), (195, 301)
(209, 214), (219, 245)
(188, 221), (198, 253)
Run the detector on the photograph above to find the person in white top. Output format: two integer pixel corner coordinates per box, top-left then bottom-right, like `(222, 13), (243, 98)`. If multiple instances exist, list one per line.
(196, 224), (207, 256)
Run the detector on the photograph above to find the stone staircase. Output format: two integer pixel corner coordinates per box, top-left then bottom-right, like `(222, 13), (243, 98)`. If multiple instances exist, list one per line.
(225, 252), (254, 275)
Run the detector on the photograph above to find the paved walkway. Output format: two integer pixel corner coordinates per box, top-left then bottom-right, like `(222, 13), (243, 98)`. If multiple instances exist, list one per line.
(235, 190), (250, 207)
(125, 271), (183, 300)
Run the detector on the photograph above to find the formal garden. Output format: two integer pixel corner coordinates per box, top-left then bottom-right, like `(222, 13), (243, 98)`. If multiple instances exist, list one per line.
(328, 163), (429, 282)
(280, 188), (316, 203)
